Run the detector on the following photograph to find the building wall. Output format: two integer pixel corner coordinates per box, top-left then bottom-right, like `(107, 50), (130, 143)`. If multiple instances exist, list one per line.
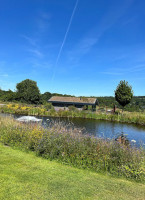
(51, 102), (96, 111)
(52, 102), (84, 108)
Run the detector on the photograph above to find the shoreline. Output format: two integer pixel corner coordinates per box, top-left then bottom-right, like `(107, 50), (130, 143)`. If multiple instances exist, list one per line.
(1, 110), (145, 127)
(0, 103), (145, 126)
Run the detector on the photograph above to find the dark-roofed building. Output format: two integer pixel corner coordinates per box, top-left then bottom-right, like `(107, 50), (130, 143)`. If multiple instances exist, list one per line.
(48, 96), (98, 110)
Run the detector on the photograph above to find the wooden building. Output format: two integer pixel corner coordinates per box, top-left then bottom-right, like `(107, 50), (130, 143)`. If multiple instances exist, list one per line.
(48, 96), (98, 110)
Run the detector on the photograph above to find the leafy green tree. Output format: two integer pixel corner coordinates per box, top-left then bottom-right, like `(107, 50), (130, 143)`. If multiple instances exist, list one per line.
(16, 79), (40, 104)
(40, 92), (52, 104)
(1, 90), (17, 102)
(115, 80), (133, 109)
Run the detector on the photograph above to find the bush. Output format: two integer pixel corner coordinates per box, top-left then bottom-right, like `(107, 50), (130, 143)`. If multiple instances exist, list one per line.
(68, 105), (77, 111)
(43, 103), (54, 111)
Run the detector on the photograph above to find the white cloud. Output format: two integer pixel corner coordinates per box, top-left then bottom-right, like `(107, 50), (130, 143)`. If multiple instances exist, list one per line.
(36, 12), (51, 32)
(129, 64), (145, 72)
(101, 63), (145, 76)
(31, 60), (52, 70)
(21, 35), (37, 46)
(67, 36), (98, 63)
(28, 49), (44, 58)
(67, 0), (134, 62)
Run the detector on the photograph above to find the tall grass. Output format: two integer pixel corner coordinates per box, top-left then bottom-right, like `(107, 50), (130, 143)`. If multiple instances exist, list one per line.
(0, 116), (145, 181)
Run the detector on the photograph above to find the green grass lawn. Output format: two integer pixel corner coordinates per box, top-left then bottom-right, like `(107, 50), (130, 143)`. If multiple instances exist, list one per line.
(0, 144), (145, 200)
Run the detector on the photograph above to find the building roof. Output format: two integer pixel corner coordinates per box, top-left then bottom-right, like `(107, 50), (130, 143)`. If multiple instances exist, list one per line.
(48, 96), (97, 105)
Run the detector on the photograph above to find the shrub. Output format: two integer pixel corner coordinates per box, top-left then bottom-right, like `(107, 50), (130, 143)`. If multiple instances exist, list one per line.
(43, 103), (54, 111)
(68, 105), (77, 111)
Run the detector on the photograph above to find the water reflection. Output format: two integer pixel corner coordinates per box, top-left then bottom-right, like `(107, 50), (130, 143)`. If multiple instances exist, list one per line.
(1, 113), (145, 147)
(42, 116), (145, 147)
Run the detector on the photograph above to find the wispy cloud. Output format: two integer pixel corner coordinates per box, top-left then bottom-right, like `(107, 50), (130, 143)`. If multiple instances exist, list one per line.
(21, 34), (43, 58)
(67, 36), (98, 63)
(21, 35), (37, 46)
(75, 37), (98, 55)
(30, 59), (52, 70)
(40, 12), (51, 20)
(21, 35), (44, 58)
(28, 49), (44, 58)
(101, 63), (145, 76)
(112, 55), (128, 61)
(36, 12), (51, 32)
(122, 16), (137, 26)
(68, 0), (134, 62)
(21, 11), (52, 60)
(129, 64), (145, 72)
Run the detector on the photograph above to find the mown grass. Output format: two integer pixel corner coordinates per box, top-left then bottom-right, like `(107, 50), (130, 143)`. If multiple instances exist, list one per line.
(0, 116), (145, 182)
(0, 144), (145, 200)
(1, 103), (145, 125)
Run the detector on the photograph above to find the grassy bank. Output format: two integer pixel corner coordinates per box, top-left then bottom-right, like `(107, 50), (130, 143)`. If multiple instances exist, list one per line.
(1, 103), (145, 125)
(0, 144), (145, 200)
(0, 116), (145, 182)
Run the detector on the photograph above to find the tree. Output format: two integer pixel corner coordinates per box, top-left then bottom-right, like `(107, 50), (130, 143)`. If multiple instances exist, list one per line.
(16, 79), (40, 104)
(40, 92), (52, 104)
(1, 90), (17, 102)
(115, 80), (133, 109)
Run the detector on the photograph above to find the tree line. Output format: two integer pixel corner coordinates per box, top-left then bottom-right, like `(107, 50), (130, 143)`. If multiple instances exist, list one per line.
(0, 79), (74, 105)
(0, 79), (145, 111)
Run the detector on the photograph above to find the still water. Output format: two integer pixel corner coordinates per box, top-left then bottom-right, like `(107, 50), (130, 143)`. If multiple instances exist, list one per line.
(42, 116), (145, 147)
(1, 113), (145, 147)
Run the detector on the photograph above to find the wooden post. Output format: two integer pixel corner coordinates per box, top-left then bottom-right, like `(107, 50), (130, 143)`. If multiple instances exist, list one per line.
(113, 105), (116, 113)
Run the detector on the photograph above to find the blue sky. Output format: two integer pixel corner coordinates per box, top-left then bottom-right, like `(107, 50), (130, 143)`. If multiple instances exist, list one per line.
(0, 0), (145, 96)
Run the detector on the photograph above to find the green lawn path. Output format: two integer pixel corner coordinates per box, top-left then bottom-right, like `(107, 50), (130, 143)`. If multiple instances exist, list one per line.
(0, 144), (145, 200)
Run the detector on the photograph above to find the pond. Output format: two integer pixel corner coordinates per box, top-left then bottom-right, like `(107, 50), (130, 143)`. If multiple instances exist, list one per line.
(1, 113), (145, 147)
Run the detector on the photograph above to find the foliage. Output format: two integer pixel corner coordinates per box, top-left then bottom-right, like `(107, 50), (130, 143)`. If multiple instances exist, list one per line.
(68, 105), (77, 111)
(1, 80), (145, 112)
(16, 79), (40, 104)
(93, 96), (145, 112)
(0, 116), (145, 181)
(43, 103), (54, 111)
(115, 80), (133, 108)
(1, 103), (145, 125)
(0, 82), (74, 105)
(0, 104), (46, 116)
(40, 92), (52, 104)
(0, 89), (17, 102)
(82, 105), (87, 110)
